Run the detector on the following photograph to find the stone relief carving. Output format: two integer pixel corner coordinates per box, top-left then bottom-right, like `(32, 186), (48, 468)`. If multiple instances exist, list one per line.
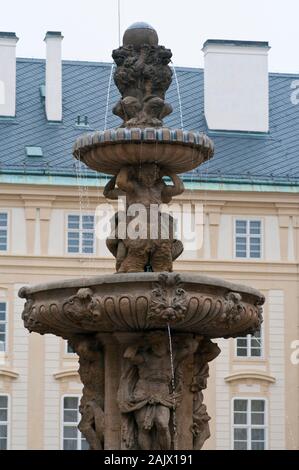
(221, 292), (245, 325)
(148, 273), (188, 324)
(190, 337), (221, 449)
(117, 331), (200, 450)
(62, 288), (102, 324)
(69, 335), (105, 450)
(112, 41), (173, 128)
(20, 296), (47, 334)
(103, 165), (184, 273)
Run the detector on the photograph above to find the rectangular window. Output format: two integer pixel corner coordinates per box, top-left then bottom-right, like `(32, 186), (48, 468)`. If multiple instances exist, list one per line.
(0, 395), (8, 450)
(0, 213), (8, 252)
(236, 328), (263, 358)
(65, 341), (75, 354)
(67, 214), (95, 255)
(233, 398), (266, 450)
(62, 396), (89, 450)
(235, 220), (261, 259)
(0, 302), (7, 353)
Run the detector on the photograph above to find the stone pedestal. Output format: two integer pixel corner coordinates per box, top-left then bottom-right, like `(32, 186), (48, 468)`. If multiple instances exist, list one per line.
(70, 330), (220, 450)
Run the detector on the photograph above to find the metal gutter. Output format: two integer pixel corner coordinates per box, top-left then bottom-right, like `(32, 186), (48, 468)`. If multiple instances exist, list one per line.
(1, 173), (299, 193)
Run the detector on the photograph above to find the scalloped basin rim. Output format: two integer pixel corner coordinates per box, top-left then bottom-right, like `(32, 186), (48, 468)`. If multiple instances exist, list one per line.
(18, 272), (264, 301)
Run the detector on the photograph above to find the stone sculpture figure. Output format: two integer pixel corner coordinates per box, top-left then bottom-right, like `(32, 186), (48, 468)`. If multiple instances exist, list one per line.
(190, 337), (221, 449)
(69, 335), (105, 450)
(112, 23), (173, 128)
(117, 331), (200, 450)
(104, 163), (184, 272)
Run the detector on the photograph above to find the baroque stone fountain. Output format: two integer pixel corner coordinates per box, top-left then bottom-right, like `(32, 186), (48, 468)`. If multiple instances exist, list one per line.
(19, 23), (264, 451)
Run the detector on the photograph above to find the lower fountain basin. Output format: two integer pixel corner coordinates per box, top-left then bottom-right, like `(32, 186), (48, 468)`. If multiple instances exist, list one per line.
(19, 272), (264, 339)
(72, 127), (214, 175)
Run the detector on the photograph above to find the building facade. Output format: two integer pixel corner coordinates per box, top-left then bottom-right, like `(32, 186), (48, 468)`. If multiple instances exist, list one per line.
(0, 31), (298, 450)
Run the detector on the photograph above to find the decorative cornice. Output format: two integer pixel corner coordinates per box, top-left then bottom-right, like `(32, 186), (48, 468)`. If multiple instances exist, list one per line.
(0, 367), (19, 379)
(224, 371), (275, 384)
(53, 369), (79, 380)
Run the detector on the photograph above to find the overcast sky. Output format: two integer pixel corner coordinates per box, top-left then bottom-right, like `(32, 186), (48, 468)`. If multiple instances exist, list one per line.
(1, 0), (299, 73)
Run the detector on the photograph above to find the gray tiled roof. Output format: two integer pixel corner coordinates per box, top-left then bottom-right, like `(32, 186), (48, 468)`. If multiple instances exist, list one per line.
(0, 58), (298, 184)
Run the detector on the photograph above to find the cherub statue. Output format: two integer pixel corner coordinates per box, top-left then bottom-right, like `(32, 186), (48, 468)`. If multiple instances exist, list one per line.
(103, 164), (184, 272)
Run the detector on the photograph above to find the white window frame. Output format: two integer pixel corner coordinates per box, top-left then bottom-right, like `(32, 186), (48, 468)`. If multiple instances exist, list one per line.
(0, 300), (8, 354)
(0, 394), (10, 450)
(231, 397), (268, 450)
(65, 212), (95, 256)
(60, 394), (88, 450)
(233, 217), (263, 260)
(235, 325), (264, 360)
(0, 211), (9, 253)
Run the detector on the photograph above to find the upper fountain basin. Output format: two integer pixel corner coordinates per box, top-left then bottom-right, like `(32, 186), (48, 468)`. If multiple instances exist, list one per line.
(19, 272), (264, 340)
(73, 127), (214, 175)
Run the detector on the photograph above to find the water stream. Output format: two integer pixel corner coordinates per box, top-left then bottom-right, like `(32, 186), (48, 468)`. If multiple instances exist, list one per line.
(171, 62), (184, 130)
(104, 63), (115, 130)
(167, 323), (178, 450)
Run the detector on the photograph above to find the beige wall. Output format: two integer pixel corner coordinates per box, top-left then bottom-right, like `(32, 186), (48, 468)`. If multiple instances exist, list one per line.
(0, 181), (298, 450)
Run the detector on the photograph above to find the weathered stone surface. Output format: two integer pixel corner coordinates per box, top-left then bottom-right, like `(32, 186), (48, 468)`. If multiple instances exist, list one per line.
(73, 127), (214, 175)
(112, 23), (173, 129)
(19, 272), (264, 338)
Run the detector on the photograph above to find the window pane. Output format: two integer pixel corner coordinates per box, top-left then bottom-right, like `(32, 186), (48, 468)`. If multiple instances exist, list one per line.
(82, 246), (94, 254)
(63, 439), (78, 450)
(251, 413), (265, 425)
(64, 410), (78, 422)
(234, 428), (247, 441)
(234, 412), (247, 425)
(236, 348), (247, 357)
(67, 342), (75, 354)
(68, 247), (79, 253)
(251, 400), (265, 412)
(64, 426), (77, 439)
(250, 237), (260, 258)
(0, 396), (7, 409)
(250, 221), (261, 234)
(236, 221), (247, 234)
(251, 428), (265, 441)
(251, 349), (261, 357)
(68, 232), (80, 239)
(82, 215), (94, 229)
(0, 324), (6, 333)
(252, 441), (265, 450)
(0, 425), (7, 438)
(234, 441), (247, 450)
(234, 400), (247, 412)
(0, 438), (7, 450)
(68, 215), (80, 229)
(64, 397), (78, 409)
(236, 337), (247, 347)
(82, 232), (93, 240)
(0, 409), (7, 421)
(251, 337), (261, 348)
(81, 438), (89, 450)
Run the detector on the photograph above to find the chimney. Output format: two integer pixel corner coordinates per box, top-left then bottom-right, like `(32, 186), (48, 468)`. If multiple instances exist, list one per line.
(44, 31), (63, 122)
(203, 40), (270, 133)
(0, 32), (18, 117)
